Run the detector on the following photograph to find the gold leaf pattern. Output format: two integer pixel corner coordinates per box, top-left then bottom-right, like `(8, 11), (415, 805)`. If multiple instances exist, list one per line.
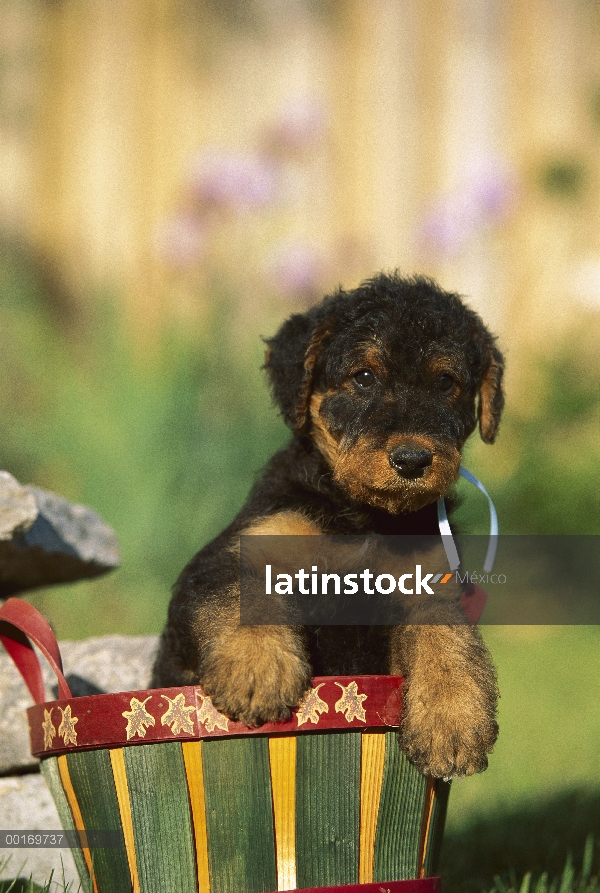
(122, 696), (155, 741)
(58, 704), (79, 746)
(42, 708), (56, 750)
(334, 681), (367, 723)
(160, 693), (195, 736)
(195, 692), (229, 733)
(296, 683), (329, 727)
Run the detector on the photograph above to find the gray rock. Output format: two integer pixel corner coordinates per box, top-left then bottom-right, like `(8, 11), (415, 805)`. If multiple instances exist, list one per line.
(0, 471), (120, 596)
(0, 773), (79, 890)
(0, 634), (158, 776)
(0, 472), (37, 541)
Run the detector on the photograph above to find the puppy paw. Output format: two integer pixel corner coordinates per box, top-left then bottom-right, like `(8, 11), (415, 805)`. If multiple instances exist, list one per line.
(199, 627), (312, 727)
(398, 681), (498, 779)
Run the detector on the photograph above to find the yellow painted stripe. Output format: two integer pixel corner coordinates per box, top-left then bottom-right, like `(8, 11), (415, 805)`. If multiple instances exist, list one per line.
(57, 754), (98, 893)
(268, 735), (297, 891)
(358, 731), (386, 884)
(182, 740), (211, 893)
(417, 776), (437, 878)
(109, 748), (141, 893)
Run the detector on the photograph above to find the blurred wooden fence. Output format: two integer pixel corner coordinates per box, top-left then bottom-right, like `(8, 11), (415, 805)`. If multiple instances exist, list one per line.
(0, 0), (598, 348)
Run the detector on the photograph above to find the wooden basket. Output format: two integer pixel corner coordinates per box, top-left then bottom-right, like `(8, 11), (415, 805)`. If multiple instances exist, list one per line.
(0, 598), (450, 893)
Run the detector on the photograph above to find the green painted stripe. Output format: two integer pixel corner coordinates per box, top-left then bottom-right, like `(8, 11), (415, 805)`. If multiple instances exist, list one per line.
(295, 731), (361, 889)
(373, 732), (428, 881)
(65, 750), (131, 892)
(40, 757), (90, 888)
(423, 779), (451, 877)
(123, 741), (197, 893)
(201, 736), (277, 893)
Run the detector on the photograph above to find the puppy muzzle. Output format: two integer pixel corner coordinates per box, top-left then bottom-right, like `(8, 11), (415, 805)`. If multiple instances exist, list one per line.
(389, 446), (433, 479)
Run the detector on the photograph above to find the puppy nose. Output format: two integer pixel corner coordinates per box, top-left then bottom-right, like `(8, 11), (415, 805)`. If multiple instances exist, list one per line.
(389, 446), (433, 479)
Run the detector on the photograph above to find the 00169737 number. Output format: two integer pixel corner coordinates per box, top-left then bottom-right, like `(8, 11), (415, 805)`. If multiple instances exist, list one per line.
(1, 831), (66, 847)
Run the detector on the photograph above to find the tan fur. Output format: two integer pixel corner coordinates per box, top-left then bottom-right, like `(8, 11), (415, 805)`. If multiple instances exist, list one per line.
(360, 344), (388, 379)
(311, 393), (461, 512)
(197, 621), (311, 727)
(383, 538), (498, 778)
(242, 511), (321, 537)
(195, 511), (319, 726)
(479, 358), (504, 443)
(391, 617), (498, 778)
(294, 322), (331, 432)
(427, 354), (465, 380)
(310, 391), (340, 467)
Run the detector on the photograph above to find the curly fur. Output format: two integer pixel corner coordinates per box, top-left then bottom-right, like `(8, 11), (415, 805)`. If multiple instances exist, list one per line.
(152, 271), (504, 778)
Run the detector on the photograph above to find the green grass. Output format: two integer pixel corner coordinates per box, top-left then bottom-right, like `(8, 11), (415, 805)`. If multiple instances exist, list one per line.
(440, 626), (600, 891)
(0, 854), (85, 892)
(448, 627), (600, 820)
(483, 836), (598, 893)
(0, 244), (598, 892)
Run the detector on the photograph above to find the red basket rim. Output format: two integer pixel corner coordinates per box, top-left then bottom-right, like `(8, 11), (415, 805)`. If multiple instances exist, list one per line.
(28, 674), (403, 758)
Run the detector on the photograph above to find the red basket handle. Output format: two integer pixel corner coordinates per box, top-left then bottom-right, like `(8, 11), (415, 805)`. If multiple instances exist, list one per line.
(0, 585), (486, 707)
(0, 598), (72, 704)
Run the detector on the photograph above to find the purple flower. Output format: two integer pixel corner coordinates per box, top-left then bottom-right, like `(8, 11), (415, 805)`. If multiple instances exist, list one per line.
(155, 213), (207, 268)
(268, 242), (325, 299)
(470, 159), (516, 220)
(419, 199), (475, 258)
(267, 97), (326, 154)
(419, 159), (517, 258)
(189, 151), (279, 210)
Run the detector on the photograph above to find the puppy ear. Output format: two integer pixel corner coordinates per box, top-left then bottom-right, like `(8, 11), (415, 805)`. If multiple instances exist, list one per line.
(478, 345), (505, 444)
(264, 312), (331, 433)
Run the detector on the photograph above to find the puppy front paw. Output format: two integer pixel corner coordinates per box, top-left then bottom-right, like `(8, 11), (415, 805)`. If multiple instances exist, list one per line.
(399, 679), (498, 779)
(199, 627), (312, 727)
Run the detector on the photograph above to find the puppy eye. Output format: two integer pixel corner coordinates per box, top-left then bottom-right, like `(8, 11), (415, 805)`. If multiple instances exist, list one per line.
(436, 374), (455, 392)
(353, 369), (376, 388)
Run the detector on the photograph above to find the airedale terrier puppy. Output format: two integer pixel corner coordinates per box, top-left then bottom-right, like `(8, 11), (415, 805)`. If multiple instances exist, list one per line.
(152, 272), (504, 778)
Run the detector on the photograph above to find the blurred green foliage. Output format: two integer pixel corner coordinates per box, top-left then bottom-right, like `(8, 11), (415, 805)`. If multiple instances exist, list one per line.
(455, 354), (599, 536)
(442, 625), (600, 888)
(0, 244), (598, 893)
(539, 159), (587, 199)
(482, 836), (598, 893)
(0, 245), (289, 638)
(0, 245), (598, 637)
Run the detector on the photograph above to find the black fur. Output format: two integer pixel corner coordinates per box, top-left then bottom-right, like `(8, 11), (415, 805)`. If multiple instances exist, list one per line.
(152, 272), (504, 778)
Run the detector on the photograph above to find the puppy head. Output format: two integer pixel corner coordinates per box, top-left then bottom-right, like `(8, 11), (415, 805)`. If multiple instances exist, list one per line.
(265, 272), (504, 513)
